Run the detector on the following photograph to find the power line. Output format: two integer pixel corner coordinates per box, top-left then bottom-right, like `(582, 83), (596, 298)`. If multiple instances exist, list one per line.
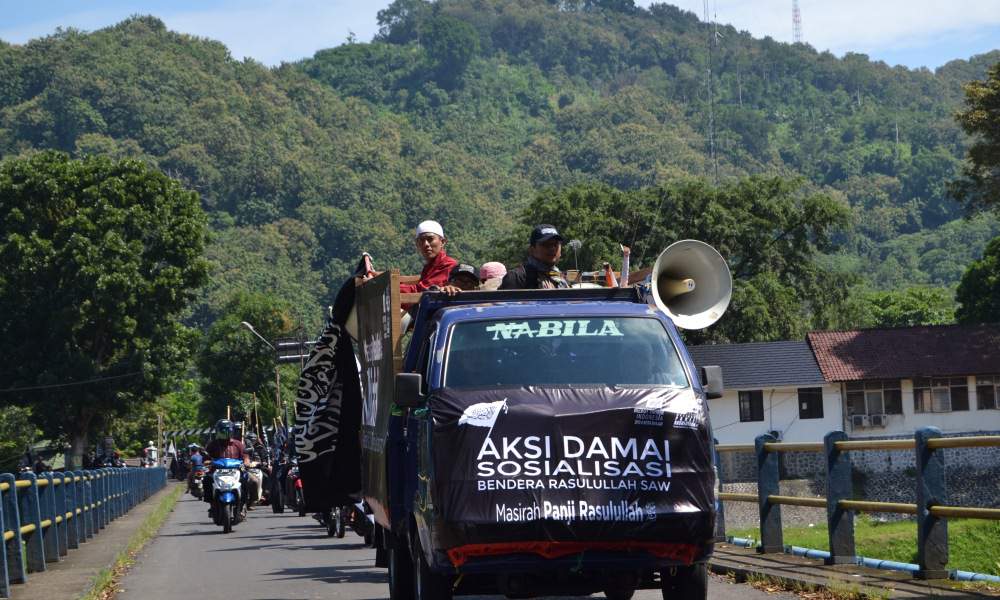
(0, 372), (143, 394)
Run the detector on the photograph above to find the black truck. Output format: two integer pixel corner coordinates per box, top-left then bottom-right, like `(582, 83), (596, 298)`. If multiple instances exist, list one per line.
(356, 241), (728, 600)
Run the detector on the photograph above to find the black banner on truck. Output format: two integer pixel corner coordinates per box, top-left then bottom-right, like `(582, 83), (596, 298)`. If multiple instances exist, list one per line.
(357, 271), (398, 522)
(430, 385), (715, 553)
(294, 260), (364, 510)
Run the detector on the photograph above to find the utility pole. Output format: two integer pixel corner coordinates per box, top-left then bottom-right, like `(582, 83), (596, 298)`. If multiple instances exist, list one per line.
(156, 412), (163, 468)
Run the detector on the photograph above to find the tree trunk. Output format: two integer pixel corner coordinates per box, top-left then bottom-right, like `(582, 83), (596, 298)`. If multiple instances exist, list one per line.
(66, 411), (94, 470)
(67, 431), (87, 470)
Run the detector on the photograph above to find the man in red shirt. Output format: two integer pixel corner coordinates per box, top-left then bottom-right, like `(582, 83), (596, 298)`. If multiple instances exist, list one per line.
(203, 420), (248, 509)
(399, 220), (457, 294)
(206, 419), (248, 462)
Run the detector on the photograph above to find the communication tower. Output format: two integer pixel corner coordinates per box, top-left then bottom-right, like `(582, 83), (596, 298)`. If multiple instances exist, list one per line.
(792, 0), (803, 43)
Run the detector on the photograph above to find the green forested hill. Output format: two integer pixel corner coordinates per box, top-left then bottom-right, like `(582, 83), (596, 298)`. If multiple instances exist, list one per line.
(1, 3), (998, 332)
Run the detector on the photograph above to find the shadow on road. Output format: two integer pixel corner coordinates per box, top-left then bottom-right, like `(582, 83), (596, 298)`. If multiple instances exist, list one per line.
(264, 564), (387, 586)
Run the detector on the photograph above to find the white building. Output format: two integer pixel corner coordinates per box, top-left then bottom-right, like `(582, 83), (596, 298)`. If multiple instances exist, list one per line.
(690, 324), (1000, 445)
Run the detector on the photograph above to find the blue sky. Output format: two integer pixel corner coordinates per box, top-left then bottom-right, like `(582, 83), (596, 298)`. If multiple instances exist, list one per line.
(1, 0), (998, 70)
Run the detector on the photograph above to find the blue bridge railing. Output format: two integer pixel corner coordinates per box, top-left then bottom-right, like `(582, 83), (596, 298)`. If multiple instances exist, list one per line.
(0, 467), (167, 598)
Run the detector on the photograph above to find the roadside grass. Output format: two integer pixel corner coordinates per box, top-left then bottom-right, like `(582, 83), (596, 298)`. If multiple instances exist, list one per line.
(727, 515), (1000, 576)
(738, 572), (890, 599)
(80, 484), (184, 600)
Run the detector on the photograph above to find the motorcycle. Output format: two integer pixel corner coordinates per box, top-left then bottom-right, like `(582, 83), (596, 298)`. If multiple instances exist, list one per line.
(210, 458), (245, 533)
(189, 464), (206, 499)
(314, 506), (347, 538)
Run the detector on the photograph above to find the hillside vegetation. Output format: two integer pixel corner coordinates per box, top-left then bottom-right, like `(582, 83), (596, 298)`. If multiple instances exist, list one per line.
(1, 2), (998, 331)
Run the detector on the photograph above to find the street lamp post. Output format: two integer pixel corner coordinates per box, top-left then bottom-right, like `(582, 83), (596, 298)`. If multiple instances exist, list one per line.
(240, 321), (275, 350)
(240, 321), (294, 458)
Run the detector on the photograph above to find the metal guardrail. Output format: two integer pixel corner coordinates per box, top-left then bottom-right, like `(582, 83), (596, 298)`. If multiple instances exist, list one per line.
(0, 467), (167, 598)
(713, 427), (1000, 580)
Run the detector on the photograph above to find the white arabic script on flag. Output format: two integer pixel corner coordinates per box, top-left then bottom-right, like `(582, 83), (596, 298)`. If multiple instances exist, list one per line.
(458, 399), (508, 429)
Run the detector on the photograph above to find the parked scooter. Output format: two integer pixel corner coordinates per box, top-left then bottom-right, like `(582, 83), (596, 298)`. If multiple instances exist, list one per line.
(210, 458), (245, 533)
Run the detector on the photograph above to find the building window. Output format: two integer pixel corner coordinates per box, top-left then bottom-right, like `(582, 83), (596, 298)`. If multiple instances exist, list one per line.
(798, 387), (824, 419)
(738, 390), (764, 422)
(977, 375), (999, 410)
(845, 380), (901, 415)
(914, 377), (969, 413)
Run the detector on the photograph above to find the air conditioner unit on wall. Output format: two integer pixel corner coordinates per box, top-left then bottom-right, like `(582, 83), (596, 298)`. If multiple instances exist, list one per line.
(851, 414), (869, 429)
(869, 414), (888, 428)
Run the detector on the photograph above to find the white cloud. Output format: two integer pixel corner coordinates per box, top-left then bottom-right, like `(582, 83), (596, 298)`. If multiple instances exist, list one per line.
(642, 0), (1000, 58)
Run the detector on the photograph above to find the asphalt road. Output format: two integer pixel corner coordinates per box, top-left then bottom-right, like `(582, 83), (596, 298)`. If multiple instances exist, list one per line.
(120, 492), (798, 600)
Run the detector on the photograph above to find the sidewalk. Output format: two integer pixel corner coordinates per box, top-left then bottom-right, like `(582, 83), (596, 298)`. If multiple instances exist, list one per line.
(710, 543), (1000, 598)
(8, 483), (177, 600)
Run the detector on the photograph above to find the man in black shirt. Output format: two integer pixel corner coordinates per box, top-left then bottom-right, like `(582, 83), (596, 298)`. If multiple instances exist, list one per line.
(499, 224), (570, 290)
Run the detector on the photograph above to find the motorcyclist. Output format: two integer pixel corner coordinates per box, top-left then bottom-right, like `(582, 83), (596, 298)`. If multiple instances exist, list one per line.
(187, 444), (206, 493)
(189, 444), (205, 468)
(203, 420), (249, 511)
(143, 441), (158, 467)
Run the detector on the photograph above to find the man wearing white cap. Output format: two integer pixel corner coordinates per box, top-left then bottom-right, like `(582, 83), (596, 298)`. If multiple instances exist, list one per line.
(399, 220), (458, 294)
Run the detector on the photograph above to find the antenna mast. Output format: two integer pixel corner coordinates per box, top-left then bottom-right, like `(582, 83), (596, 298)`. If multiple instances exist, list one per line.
(792, 0), (803, 43)
(704, 0), (719, 184)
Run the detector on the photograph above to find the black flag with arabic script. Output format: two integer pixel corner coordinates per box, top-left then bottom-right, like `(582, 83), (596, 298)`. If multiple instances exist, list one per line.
(293, 255), (370, 509)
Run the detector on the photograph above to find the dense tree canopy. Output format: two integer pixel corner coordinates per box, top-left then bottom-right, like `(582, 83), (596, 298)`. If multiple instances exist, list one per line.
(953, 62), (1000, 214)
(0, 151), (208, 465)
(196, 291), (298, 423)
(507, 177), (851, 343)
(956, 238), (1000, 324)
(1, 10), (995, 314)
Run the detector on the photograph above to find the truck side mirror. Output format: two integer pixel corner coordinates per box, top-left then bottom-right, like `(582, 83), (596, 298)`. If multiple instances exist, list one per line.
(700, 365), (724, 400)
(395, 372), (425, 408)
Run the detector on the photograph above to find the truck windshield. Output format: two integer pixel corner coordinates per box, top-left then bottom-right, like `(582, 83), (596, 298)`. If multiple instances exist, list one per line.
(444, 317), (689, 389)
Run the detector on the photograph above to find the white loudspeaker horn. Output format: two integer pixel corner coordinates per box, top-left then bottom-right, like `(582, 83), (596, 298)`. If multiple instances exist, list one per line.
(649, 239), (732, 329)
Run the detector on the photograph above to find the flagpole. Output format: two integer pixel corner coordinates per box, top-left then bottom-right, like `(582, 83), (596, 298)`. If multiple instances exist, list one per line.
(483, 400), (508, 442)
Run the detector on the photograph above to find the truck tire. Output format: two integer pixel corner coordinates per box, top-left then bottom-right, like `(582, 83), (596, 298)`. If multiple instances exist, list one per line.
(388, 542), (414, 600)
(413, 538), (452, 600)
(660, 564), (707, 600)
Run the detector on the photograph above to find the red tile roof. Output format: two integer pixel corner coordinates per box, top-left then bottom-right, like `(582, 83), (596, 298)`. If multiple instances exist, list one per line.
(807, 324), (1000, 382)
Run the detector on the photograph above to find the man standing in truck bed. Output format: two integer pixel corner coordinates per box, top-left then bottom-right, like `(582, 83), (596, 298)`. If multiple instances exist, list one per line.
(500, 224), (570, 290)
(399, 220), (458, 293)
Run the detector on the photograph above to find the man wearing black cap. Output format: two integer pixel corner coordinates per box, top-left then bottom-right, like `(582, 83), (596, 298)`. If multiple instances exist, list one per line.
(500, 224), (570, 290)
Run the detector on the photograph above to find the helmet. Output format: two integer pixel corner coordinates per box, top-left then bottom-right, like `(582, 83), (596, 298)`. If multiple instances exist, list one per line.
(245, 432), (257, 441)
(148, 441), (154, 446)
(214, 419), (234, 440)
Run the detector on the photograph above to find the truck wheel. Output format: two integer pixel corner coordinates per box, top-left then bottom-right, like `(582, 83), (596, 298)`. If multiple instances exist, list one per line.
(388, 542), (414, 600)
(413, 539), (452, 600)
(660, 564), (707, 600)
(604, 589), (635, 600)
